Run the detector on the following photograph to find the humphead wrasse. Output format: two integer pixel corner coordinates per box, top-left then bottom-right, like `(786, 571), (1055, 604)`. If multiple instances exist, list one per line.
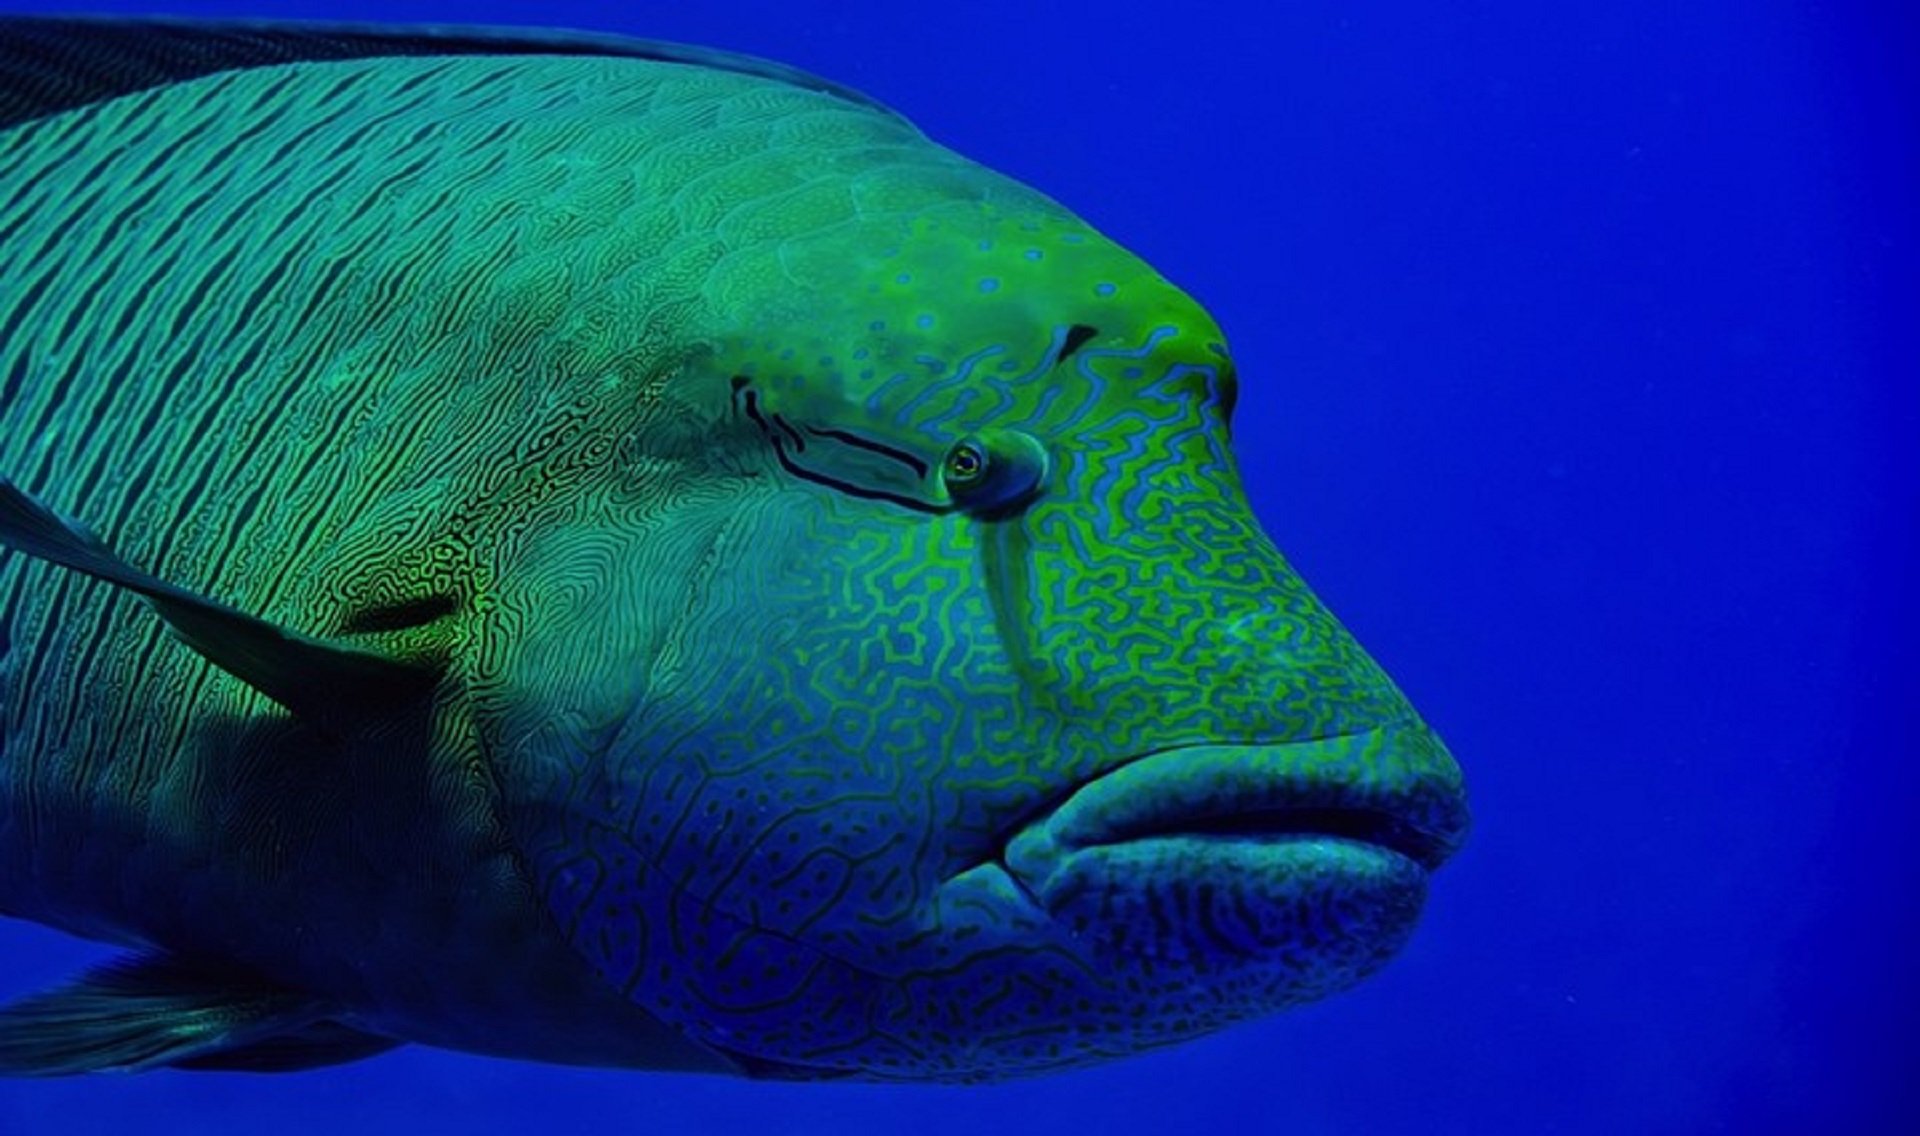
(0, 16), (1469, 1080)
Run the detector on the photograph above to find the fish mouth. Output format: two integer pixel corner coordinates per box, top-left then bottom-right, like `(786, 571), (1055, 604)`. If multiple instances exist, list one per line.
(1094, 800), (1452, 870)
(1002, 717), (1470, 910)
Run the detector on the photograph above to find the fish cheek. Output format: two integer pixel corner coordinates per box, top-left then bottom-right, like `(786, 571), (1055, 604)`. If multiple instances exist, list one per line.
(464, 491), (858, 984)
(470, 494), (771, 805)
(471, 486), (1130, 1073)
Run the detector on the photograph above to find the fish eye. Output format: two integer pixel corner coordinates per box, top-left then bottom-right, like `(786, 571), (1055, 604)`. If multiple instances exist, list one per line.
(941, 431), (1049, 516)
(944, 441), (987, 485)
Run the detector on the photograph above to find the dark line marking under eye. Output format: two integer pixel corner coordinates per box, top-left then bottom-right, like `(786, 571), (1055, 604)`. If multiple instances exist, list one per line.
(1055, 324), (1099, 364)
(734, 384), (951, 516)
(733, 380), (771, 432)
(800, 424), (931, 479)
(769, 448), (951, 515)
(768, 412), (806, 452)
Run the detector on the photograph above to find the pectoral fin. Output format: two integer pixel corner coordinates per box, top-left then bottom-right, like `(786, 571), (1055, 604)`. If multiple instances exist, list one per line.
(0, 477), (438, 732)
(0, 953), (395, 1076)
(168, 1021), (404, 1073)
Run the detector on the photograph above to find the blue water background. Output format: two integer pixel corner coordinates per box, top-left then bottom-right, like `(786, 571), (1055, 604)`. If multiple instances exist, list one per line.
(0, 1), (1910, 1132)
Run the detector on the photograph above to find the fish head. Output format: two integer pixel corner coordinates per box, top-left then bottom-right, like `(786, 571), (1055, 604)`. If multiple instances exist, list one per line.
(474, 195), (1468, 1079)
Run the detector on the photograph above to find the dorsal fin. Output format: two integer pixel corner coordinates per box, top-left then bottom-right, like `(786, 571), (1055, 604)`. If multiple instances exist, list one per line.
(0, 14), (890, 132)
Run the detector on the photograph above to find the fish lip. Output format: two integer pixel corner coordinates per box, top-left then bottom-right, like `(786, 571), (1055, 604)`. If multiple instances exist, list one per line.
(1012, 719), (1470, 874)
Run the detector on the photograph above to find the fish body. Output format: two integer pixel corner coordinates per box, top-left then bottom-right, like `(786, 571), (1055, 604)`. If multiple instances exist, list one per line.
(0, 17), (1468, 1080)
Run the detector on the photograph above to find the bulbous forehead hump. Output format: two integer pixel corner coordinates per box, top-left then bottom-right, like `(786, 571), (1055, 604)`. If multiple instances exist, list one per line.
(712, 198), (1231, 423)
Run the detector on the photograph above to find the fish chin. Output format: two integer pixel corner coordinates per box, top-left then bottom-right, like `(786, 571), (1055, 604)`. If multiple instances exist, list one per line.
(1010, 829), (1428, 979)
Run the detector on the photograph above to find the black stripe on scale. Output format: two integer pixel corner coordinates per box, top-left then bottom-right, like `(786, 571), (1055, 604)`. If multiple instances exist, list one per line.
(76, 215), (256, 523)
(97, 230), (249, 483)
(229, 64), (307, 121)
(0, 104), (111, 245)
(188, 70), (308, 174)
(385, 58), (467, 100)
(0, 272), (53, 367)
(255, 83), (377, 170)
(421, 215), (519, 341)
(282, 249), (357, 336)
(464, 116), (521, 155)
(334, 150), (439, 232)
(44, 268), (114, 368)
(0, 296), (87, 487)
(23, 89), (221, 284)
(0, 156), (66, 247)
(0, 179), (40, 248)
(44, 181), (175, 355)
(239, 374), (377, 607)
(166, 240), (248, 344)
(163, 330), (273, 547)
(135, 181), (234, 263)
(339, 154), (444, 260)
(11, 582), (63, 824)
(262, 138), (366, 220)
(221, 371), (313, 532)
(77, 318), (222, 540)
(75, 177), (169, 256)
(319, 79), (469, 172)
(734, 383), (950, 516)
(98, 279), (153, 364)
(223, 238), (303, 336)
(262, 216), (390, 359)
(23, 153), (135, 255)
(444, 62), (528, 106)
(41, 347), (140, 513)
(0, 353), (26, 409)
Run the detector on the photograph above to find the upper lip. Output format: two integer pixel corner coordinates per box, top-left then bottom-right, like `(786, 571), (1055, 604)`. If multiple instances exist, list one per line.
(1018, 719), (1470, 872)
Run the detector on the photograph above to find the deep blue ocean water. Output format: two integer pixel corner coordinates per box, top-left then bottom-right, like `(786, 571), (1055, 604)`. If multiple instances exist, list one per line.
(0, 1), (1910, 1132)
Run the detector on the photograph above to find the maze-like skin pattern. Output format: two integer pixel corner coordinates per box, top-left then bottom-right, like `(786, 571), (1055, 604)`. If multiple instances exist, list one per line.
(0, 46), (1467, 1079)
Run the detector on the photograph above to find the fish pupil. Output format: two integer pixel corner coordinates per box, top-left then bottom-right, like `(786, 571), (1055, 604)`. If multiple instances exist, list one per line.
(946, 442), (987, 483)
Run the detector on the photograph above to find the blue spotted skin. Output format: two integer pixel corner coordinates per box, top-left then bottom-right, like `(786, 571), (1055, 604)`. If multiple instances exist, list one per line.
(0, 27), (1468, 1080)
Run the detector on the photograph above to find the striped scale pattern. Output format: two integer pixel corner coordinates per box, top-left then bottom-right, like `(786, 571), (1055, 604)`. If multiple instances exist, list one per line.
(0, 43), (1466, 1080)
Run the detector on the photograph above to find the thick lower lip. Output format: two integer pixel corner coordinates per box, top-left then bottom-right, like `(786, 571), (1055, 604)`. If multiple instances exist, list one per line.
(1008, 718), (1469, 875)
